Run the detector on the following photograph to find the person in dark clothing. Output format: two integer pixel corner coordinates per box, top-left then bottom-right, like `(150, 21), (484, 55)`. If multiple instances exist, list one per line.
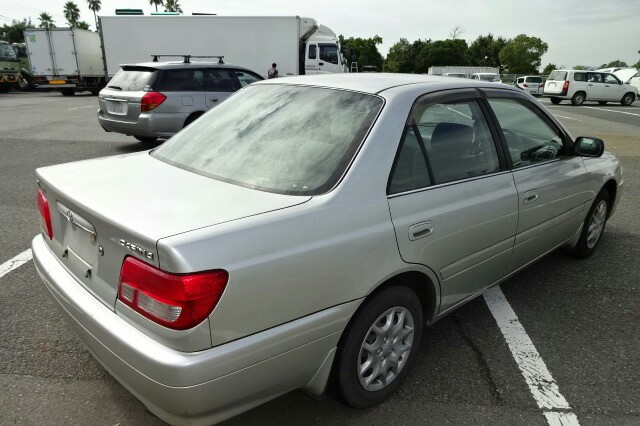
(267, 63), (278, 79)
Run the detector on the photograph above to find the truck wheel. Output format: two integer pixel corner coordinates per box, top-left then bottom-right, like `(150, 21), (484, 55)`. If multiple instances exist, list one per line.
(550, 97), (561, 105)
(571, 92), (585, 106)
(134, 136), (158, 143)
(61, 89), (75, 96)
(620, 93), (635, 106)
(18, 74), (33, 91)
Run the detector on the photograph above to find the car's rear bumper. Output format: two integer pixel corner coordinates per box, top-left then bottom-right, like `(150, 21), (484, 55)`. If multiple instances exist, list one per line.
(97, 109), (186, 139)
(32, 235), (357, 424)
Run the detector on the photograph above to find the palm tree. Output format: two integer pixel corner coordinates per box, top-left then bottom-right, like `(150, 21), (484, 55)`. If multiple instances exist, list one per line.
(63, 1), (80, 27)
(149, 0), (164, 12)
(86, 0), (101, 31)
(164, 0), (182, 14)
(38, 12), (55, 28)
(75, 21), (90, 30)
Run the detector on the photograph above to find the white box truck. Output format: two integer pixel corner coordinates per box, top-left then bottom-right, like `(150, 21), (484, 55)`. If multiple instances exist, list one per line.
(23, 28), (105, 95)
(99, 15), (348, 80)
(428, 66), (500, 77)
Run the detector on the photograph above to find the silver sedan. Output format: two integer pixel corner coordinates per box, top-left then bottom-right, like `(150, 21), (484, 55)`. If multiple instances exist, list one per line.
(33, 74), (623, 424)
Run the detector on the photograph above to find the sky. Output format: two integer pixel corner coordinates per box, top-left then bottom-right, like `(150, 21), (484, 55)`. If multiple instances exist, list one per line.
(1, 0), (639, 70)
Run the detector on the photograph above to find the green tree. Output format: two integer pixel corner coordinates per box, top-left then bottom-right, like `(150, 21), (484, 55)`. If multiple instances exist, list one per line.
(383, 38), (415, 73)
(422, 39), (469, 69)
(75, 21), (90, 30)
(0, 19), (31, 43)
(573, 65), (588, 70)
(542, 63), (557, 75)
(468, 34), (507, 70)
(499, 34), (548, 74)
(339, 35), (384, 71)
(149, 0), (164, 12)
(63, 1), (81, 27)
(38, 12), (56, 28)
(601, 59), (628, 68)
(86, 0), (101, 31)
(164, 0), (182, 13)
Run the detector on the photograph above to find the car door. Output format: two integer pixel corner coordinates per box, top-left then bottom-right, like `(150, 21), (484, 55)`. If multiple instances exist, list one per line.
(203, 68), (236, 109)
(387, 90), (518, 314)
(603, 73), (625, 101)
(586, 72), (604, 100)
(154, 68), (207, 133)
(483, 90), (590, 274)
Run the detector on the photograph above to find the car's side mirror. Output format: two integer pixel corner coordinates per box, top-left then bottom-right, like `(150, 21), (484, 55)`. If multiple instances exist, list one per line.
(574, 136), (604, 157)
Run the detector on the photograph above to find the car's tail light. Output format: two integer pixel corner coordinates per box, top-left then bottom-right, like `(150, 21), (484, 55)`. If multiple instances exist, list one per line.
(37, 188), (53, 240)
(539, 83), (544, 88)
(563, 80), (570, 91)
(118, 256), (228, 330)
(523, 83), (529, 87)
(140, 91), (167, 112)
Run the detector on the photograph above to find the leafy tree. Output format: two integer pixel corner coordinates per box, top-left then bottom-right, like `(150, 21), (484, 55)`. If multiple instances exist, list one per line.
(542, 63), (557, 75)
(499, 34), (548, 74)
(64, 1), (81, 27)
(338, 35), (384, 71)
(383, 38), (415, 73)
(38, 12), (56, 28)
(600, 60), (627, 68)
(422, 39), (469, 69)
(149, 0), (164, 12)
(0, 19), (31, 43)
(468, 34), (507, 70)
(75, 21), (90, 30)
(573, 65), (588, 70)
(86, 0), (101, 31)
(164, 0), (182, 13)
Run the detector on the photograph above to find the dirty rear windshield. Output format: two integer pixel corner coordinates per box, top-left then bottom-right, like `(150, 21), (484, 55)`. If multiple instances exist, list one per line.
(548, 71), (567, 81)
(107, 67), (157, 91)
(152, 84), (384, 195)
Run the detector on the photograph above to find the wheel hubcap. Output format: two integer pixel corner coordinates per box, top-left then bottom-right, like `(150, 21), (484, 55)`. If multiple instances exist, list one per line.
(587, 200), (607, 249)
(358, 306), (415, 392)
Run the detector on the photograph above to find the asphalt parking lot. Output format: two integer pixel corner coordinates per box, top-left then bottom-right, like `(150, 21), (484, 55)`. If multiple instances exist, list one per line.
(0, 91), (639, 425)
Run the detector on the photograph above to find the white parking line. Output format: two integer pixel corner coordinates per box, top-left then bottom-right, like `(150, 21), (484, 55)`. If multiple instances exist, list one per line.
(67, 105), (96, 110)
(583, 106), (640, 117)
(0, 249), (33, 279)
(552, 114), (583, 122)
(484, 287), (579, 425)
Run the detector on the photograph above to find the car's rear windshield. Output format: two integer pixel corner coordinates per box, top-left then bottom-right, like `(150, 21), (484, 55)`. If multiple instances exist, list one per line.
(479, 74), (500, 81)
(548, 71), (567, 81)
(152, 84), (384, 195)
(107, 67), (158, 91)
(525, 76), (542, 83)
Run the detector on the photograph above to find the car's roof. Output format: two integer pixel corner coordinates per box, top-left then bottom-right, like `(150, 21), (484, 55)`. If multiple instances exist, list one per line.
(120, 61), (254, 72)
(257, 73), (515, 95)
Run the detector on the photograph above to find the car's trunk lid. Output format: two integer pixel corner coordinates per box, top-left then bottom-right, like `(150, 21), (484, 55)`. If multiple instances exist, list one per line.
(99, 66), (158, 123)
(36, 151), (310, 310)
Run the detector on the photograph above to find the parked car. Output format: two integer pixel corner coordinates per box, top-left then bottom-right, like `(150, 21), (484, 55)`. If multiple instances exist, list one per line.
(514, 75), (543, 96)
(442, 72), (467, 78)
(34, 74), (622, 425)
(470, 72), (502, 83)
(98, 57), (264, 142)
(630, 71), (640, 94)
(544, 69), (638, 106)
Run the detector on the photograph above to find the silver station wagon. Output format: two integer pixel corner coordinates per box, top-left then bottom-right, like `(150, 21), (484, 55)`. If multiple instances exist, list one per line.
(33, 74), (622, 424)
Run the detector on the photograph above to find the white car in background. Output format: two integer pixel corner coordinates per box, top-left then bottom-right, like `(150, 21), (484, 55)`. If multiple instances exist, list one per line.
(630, 71), (640, 94)
(514, 76), (544, 96)
(544, 69), (637, 106)
(470, 72), (502, 83)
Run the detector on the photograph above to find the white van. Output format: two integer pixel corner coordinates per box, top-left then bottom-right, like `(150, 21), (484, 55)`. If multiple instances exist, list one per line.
(470, 72), (501, 83)
(544, 69), (637, 106)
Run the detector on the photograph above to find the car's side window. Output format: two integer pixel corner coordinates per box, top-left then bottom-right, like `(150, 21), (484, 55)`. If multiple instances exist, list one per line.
(319, 43), (339, 64)
(157, 69), (204, 91)
(388, 127), (431, 194)
(487, 98), (565, 168)
(231, 70), (262, 88)
(604, 74), (619, 84)
(574, 72), (586, 82)
(308, 44), (317, 60)
(389, 99), (501, 193)
(587, 73), (602, 83)
(203, 69), (235, 92)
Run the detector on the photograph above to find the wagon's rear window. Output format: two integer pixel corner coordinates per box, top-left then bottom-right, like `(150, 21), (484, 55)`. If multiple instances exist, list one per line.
(152, 85), (384, 195)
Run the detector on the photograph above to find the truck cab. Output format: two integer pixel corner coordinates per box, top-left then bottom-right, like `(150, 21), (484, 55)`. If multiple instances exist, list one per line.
(303, 25), (346, 75)
(0, 41), (21, 92)
(12, 42), (33, 90)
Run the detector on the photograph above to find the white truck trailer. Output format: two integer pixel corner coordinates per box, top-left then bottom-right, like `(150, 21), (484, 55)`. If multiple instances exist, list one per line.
(428, 66), (500, 77)
(23, 28), (105, 95)
(99, 15), (348, 80)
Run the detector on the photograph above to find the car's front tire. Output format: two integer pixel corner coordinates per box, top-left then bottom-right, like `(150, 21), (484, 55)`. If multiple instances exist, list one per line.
(573, 189), (610, 258)
(550, 97), (561, 105)
(621, 92), (635, 106)
(571, 92), (585, 106)
(334, 285), (423, 408)
(134, 136), (158, 143)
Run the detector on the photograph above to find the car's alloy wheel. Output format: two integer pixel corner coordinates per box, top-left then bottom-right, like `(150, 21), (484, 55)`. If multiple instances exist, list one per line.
(334, 285), (423, 408)
(573, 190), (610, 258)
(571, 92), (585, 106)
(586, 200), (607, 249)
(621, 93), (635, 106)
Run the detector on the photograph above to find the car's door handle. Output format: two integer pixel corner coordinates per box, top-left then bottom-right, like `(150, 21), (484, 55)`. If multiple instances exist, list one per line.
(210, 98), (218, 102)
(408, 221), (433, 241)
(523, 190), (539, 204)
(605, 85), (610, 87)
(319, 62), (324, 66)
(588, 84), (594, 86)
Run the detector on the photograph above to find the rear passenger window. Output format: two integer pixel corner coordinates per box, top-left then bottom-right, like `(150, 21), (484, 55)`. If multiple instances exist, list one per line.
(488, 99), (565, 168)
(157, 69), (204, 91)
(231, 70), (262, 88)
(389, 128), (431, 194)
(574, 72), (586, 82)
(204, 69), (235, 92)
(587, 73), (602, 83)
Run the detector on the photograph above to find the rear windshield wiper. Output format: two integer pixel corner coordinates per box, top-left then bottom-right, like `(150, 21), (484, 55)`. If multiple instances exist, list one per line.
(107, 85), (123, 90)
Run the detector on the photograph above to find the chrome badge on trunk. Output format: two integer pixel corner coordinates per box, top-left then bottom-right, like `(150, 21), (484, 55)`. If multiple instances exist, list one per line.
(119, 239), (155, 260)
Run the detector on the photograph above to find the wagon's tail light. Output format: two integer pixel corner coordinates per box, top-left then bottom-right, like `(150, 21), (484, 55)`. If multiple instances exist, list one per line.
(37, 188), (53, 240)
(563, 80), (570, 91)
(523, 83), (529, 87)
(140, 91), (166, 112)
(118, 256), (228, 330)
(539, 83), (544, 88)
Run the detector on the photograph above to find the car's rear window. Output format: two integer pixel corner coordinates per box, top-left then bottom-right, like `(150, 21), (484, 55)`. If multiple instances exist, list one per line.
(152, 85), (384, 196)
(107, 67), (157, 91)
(548, 71), (567, 81)
(525, 76), (542, 83)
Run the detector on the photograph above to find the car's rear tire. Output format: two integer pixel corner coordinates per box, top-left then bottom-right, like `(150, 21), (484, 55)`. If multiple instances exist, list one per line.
(621, 92), (635, 106)
(184, 112), (203, 128)
(61, 88), (75, 96)
(598, 101), (607, 105)
(550, 97), (561, 105)
(134, 136), (158, 143)
(334, 285), (423, 408)
(572, 189), (610, 258)
(571, 92), (585, 106)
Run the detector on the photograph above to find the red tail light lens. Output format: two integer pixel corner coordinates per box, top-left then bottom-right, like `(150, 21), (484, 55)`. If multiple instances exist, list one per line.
(563, 80), (570, 91)
(37, 188), (53, 240)
(118, 256), (228, 330)
(523, 83), (529, 87)
(140, 91), (167, 112)
(539, 83), (544, 88)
